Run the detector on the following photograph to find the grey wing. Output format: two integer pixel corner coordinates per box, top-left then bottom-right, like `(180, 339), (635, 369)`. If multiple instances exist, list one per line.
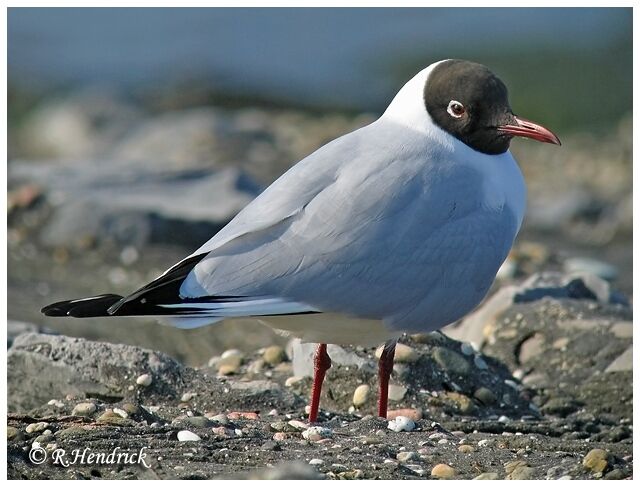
(180, 126), (518, 330)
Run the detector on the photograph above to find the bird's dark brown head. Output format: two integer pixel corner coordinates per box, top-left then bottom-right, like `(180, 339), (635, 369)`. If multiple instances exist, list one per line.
(424, 59), (560, 155)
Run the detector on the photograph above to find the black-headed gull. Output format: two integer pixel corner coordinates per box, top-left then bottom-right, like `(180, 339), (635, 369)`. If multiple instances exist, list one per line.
(43, 59), (560, 422)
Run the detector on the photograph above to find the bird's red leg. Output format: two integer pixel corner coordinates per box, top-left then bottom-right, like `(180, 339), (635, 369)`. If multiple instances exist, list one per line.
(308, 343), (331, 423)
(377, 340), (397, 419)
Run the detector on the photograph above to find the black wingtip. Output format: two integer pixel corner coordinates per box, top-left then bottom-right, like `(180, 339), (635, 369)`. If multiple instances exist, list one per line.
(41, 294), (124, 318)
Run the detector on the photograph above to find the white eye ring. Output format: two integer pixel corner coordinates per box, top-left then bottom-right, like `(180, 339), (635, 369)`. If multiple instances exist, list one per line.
(447, 100), (465, 118)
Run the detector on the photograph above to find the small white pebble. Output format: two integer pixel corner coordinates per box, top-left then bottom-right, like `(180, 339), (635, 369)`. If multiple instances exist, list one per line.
(460, 343), (475, 356)
(113, 408), (128, 418)
(177, 430), (201, 442)
(477, 439), (490, 447)
(387, 416), (415, 432)
(136, 374), (153, 387)
(47, 399), (64, 409)
(288, 420), (308, 430)
(309, 458), (324, 465)
(181, 392), (195, 402)
(302, 426), (332, 441)
(498, 415), (510, 423)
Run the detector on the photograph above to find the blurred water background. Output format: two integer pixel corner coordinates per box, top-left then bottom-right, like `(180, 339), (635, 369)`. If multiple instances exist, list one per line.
(7, 8), (632, 365)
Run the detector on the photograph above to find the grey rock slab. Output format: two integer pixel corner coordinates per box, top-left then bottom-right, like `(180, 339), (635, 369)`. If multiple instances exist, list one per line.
(604, 346), (632, 373)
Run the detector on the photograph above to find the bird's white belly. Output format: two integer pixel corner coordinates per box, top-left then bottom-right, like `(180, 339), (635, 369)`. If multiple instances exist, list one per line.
(227, 313), (401, 346)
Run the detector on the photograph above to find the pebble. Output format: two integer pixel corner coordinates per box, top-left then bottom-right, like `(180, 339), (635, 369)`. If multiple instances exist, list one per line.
(388, 384), (407, 402)
(375, 343), (419, 362)
(583, 448), (611, 473)
(396, 451), (419, 462)
(263, 345), (286, 365)
(97, 410), (133, 426)
(177, 430), (201, 442)
(432, 347), (470, 375)
(288, 419), (308, 430)
(136, 373), (153, 387)
(227, 411), (259, 421)
(474, 355), (488, 370)
(207, 413), (229, 424)
(477, 439), (491, 447)
(473, 387), (497, 405)
(72, 402), (96, 417)
(217, 349), (244, 374)
(505, 460), (535, 480)
(180, 392), (195, 402)
(272, 432), (288, 441)
(25, 422), (49, 434)
(302, 426), (332, 442)
(431, 464), (456, 479)
(458, 444), (475, 453)
(47, 399), (64, 409)
(474, 472), (500, 480)
(308, 458), (324, 466)
(498, 415), (510, 423)
(387, 416), (415, 432)
(285, 376), (304, 387)
(445, 391), (475, 414)
(211, 426), (235, 438)
(352, 384), (370, 407)
(610, 321), (632, 338)
(387, 408), (422, 421)
(460, 342), (475, 356)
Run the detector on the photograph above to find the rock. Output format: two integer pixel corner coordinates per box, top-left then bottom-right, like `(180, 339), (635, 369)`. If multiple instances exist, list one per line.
(605, 346), (632, 373)
(97, 410), (134, 426)
(226, 411), (259, 421)
(564, 257), (618, 281)
(249, 461), (324, 480)
(136, 373), (153, 387)
(583, 449), (611, 473)
(177, 430), (201, 442)
(263, 346), (286, 366)
(180, 392), (195, 402)
(387, 384), (407, 402)
(375, 343), (419, 362)
(352, 384), (370, 407)
(308, 458), (324, 466)
(8, 333), (183, 412)
(505, 460), (535, 480)
(387, 408), (422, 421)
(445, 392), (475, 414)
(302, 426), (332, 442)
(473, 387), (497, 405)
(25, 422), (49, 434)
(8, 320), (55, 348)
(284, 376), (304, 387)
(473, 355), (488, 370)
(290, 339), (369, 378)
(610, 321), (632, 338)
(458, 445), (475, 453)
(387, 416), (415, 432)
(474, 472), (500, 480)
(287, 420), (308, 431)
(444, 271), (628, 348)
(432, 347), (470, 375)
(7, 426), (23, 441)
(71, 402), (96, 417)
(396, 451), (419, 462)
(431, 464), (456, 479)
(518, 333), (546, 363)
(9, 159), (260, 248)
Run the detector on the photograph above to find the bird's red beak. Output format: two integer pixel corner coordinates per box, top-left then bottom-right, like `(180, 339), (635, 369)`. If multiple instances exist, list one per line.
(497, 116), (561, 146)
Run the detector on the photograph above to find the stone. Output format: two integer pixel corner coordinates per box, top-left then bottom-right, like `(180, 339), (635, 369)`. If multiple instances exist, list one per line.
(302, 426), (332, 442)
(396, 451), (419, 462)
(387, 416), (415, 432)
(8, 333), (183, 412)
(473, 387), (497, 405)
(458, 445), (475, 453)
(352, 384), (370, 407)
(263, 346), (286, 366)
(290, 339), (369, 378)
(285, 376), (304, 387)
(7, 426), (22, 441)
(136, 373), (153, 387)
(387, 408), (422, 421)
(564, 257), (618, 281)
(583, 449), (611, 473)
(25, 422), (49, 434)
(431, 464), (456, 479)
(432, 347), (470, 375)
(518, 333), (545, 363)
(375, 343), (419, 363)
(72, 402), (96, 417)
(308, 458), (324, 466)
(445, 392), (475, 414)
(505, 460), (535, 480)
(473, 472), (500, 480)
(610, 321), (632, 338)
(605, 346), (632, 373)
(388, 384), (407, 402)
(177, 430), (201, 442)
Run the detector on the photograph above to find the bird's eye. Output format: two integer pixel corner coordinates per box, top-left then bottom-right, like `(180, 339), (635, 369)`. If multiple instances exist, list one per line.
(447, 100), (466, 118)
